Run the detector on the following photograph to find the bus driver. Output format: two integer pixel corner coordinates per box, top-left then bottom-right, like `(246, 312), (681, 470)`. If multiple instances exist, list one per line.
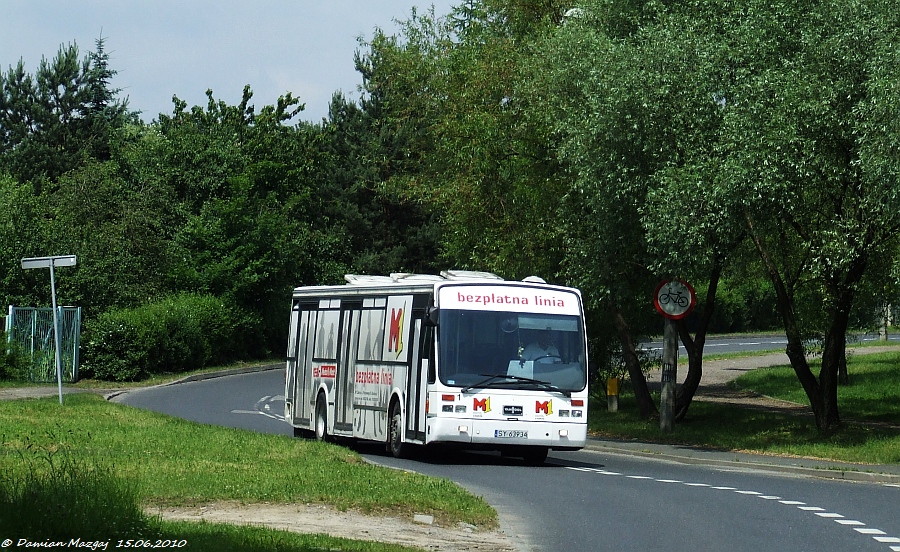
(521, 330), (561, 363)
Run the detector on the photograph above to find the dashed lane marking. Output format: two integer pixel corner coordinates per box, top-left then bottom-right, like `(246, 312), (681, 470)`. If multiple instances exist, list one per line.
(566, 466), (899, 551)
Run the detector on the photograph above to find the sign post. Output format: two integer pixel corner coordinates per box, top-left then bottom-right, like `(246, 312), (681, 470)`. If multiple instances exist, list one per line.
(653, 279), (695, 432)
(21, 255), (77, 405)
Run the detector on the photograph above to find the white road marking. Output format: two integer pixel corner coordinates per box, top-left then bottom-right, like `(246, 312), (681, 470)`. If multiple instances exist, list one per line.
(567, 466), (899, 550)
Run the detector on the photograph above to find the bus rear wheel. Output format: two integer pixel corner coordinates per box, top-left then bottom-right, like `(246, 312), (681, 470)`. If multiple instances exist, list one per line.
(315, 394), (329, 441)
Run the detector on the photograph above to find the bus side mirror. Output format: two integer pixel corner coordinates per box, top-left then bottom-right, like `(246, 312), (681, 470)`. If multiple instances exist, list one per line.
(425, 306), (440, 326)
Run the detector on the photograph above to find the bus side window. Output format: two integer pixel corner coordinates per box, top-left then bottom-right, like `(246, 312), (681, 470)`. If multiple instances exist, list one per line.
(425, 326), (436, 384)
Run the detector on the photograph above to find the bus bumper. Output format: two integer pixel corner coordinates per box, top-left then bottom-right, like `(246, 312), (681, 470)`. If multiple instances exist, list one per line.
(427, 417), (587, 449)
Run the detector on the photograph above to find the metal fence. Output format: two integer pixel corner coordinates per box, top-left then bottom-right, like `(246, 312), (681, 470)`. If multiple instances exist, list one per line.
(5, 306), (82, 383)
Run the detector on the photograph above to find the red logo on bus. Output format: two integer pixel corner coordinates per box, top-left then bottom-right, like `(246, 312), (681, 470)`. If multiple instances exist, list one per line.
(388, 307), (405, 357)
(473, 397), (491, 412)
(313, 365), (336, 379)
(536, 400), (552, 414)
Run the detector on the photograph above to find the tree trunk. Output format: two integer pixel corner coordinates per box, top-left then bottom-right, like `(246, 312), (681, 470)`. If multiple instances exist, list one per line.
(838, 345), (850, 385)
(818, 321), (845, 432)
(816, 260), (865, 431)
(610, 302), (658, 420)
(745, 214), (822, 422)
(674, 263), (722, 421)
(837, 350), (849, 386)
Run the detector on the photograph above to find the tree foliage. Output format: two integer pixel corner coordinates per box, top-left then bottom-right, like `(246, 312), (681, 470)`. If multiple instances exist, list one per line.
(0, 38), (130, 185)
(357, 2), (569, 279)
(533, 0), (900, 430)
(0, 36), (444, 373)
(3, 6), (900, 432)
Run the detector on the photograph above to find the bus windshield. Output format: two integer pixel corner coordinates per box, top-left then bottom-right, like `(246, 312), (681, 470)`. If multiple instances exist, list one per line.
(437, 309), (587, 392)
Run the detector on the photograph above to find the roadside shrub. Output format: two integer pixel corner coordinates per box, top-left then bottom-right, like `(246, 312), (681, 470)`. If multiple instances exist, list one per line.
(0, 331), (29, 381)
(81, 293), (252, 381)
(696, 278), (780, 333)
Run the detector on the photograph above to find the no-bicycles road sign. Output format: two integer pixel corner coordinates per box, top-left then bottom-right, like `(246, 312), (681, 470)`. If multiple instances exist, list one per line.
(653, 279), (696, 320)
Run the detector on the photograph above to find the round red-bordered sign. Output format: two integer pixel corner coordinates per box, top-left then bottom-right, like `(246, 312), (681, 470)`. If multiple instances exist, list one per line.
(653, 279), (696, 320)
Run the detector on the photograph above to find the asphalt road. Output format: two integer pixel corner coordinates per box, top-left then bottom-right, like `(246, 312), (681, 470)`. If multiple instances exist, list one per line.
(116, 368), (900, 552)
(642, 332), (900, 356)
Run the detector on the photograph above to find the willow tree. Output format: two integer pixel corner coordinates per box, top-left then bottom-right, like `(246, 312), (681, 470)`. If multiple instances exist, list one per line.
(715, 0), (900, 431)
(532, 2), (745, 420)
(541, 0), (900, 431)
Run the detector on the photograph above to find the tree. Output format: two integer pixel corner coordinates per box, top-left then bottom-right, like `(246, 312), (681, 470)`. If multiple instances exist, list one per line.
(0, 38), (130, 185)
(83, 35), (132, 161)
(153, 86), (337, 352)
(533, 1), (744, 420)
(46, 160), (176, 313)
(356, 2), (569, 279)
(717, 0), (900, 431)
(0, 174), (48, 307)
(541, 0), (900, 431)
(317, 93), (442, 276)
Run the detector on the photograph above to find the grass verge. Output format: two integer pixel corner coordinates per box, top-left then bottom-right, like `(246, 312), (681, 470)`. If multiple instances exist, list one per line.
(591, 351), (900, 465)
(0, 394), (496, 548)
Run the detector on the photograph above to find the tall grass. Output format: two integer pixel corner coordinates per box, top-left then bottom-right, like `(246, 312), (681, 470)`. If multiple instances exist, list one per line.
(0, 432), (151, 538)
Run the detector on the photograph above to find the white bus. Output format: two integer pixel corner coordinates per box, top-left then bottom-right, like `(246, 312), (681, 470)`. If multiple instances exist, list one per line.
(284, 270), (588, 464)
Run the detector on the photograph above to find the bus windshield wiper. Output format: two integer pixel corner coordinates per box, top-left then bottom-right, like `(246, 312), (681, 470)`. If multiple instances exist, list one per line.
(461, 374), (510, 393)
(462, 374), (571, 397)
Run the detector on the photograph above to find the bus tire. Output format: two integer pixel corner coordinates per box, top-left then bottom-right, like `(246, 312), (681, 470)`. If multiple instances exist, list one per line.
(315, 393), (329, 441)
(522, 447), (548, 466)
(388, 400), (408, 458)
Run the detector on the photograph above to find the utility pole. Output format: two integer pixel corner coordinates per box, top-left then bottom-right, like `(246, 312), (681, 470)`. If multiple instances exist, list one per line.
(660, 318), (677, 432)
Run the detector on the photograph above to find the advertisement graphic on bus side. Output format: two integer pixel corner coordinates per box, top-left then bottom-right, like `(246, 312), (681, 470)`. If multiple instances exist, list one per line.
(383, 295), (412, 362)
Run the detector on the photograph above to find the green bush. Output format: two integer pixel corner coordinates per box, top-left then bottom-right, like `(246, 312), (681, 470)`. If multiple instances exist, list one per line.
(696, 278), (780, 333)
(0, 330), (29, 381)
(81, 293), (252, 381)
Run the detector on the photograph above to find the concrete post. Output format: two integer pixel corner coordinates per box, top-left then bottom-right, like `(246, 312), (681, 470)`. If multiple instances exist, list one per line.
(660, 318), (677, 432)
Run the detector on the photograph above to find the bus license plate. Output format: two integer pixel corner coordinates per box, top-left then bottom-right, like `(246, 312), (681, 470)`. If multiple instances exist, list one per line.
(495, 430), (527, 438)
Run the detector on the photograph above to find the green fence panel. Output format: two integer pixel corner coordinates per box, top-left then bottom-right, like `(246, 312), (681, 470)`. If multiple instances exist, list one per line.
(5, 306), (82, 383)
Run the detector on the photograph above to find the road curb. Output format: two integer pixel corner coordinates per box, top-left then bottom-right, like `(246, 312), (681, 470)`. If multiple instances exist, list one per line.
(104, 362), (283, 401)
(583, 438), (900, 484)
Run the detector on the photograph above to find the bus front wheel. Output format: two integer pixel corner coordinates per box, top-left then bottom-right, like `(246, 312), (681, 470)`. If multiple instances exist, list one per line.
(522, 447), (548, 466)
(388, 401), (408, 458)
